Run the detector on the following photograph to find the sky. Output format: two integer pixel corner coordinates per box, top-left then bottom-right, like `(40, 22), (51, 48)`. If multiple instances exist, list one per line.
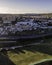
(0, 0), (52, 14)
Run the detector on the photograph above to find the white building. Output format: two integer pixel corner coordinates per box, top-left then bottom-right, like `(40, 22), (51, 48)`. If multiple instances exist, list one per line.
(3, 20), (11, 24)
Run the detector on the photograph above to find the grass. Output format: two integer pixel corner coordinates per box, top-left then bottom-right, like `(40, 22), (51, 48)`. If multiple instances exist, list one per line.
(6, 50), (52, 65)
(0, 48), (52, 65)
(0, 37), (52, 65)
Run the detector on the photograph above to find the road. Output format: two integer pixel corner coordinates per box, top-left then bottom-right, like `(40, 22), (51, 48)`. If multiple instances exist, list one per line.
(0, 40), (51, 51)
(0, 32), (52, 40)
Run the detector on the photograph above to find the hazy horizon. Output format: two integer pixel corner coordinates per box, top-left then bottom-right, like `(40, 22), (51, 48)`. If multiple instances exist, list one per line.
(0, 0), (52, 14)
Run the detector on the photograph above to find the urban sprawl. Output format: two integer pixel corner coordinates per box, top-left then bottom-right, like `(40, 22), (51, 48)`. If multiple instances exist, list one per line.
(0, 15), (52, 36)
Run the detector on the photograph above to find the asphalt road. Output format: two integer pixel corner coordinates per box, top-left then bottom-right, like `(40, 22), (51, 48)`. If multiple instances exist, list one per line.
(0, 32), (52, 40)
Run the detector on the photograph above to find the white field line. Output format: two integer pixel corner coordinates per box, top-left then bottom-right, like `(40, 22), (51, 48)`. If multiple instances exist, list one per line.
(29, 59), (52, 65)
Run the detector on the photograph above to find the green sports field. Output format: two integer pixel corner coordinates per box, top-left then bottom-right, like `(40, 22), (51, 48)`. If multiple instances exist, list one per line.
(0, 37), (52, 65)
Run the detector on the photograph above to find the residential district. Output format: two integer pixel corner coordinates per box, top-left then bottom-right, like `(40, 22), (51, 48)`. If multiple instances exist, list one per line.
(0, 15), (52, 36)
